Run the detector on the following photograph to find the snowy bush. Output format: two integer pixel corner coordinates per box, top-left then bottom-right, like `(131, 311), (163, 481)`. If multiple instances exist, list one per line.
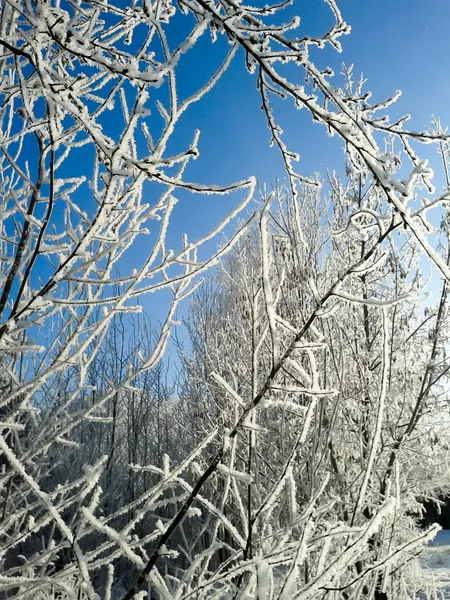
(179, 175), (450, 598)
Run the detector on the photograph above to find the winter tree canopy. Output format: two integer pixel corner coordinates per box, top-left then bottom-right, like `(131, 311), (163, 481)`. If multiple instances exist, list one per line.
(0, 0), (450, 598)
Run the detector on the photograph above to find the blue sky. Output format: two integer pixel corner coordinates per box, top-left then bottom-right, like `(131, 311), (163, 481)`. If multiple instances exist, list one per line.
(101, 0), (441, 371)
(163, 0), (450, 245)
(9, 0), (450, 373)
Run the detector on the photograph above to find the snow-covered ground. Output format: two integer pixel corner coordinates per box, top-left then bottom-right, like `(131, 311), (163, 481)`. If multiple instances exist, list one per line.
(416, 530), (450, 599)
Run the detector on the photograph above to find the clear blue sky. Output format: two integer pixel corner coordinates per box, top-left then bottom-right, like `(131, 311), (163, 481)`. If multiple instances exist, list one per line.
(17, 0), (450, 368)
(161, 0), (450, 244)
(115, 0), (446, 369)
(35, 0), (450, 261)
